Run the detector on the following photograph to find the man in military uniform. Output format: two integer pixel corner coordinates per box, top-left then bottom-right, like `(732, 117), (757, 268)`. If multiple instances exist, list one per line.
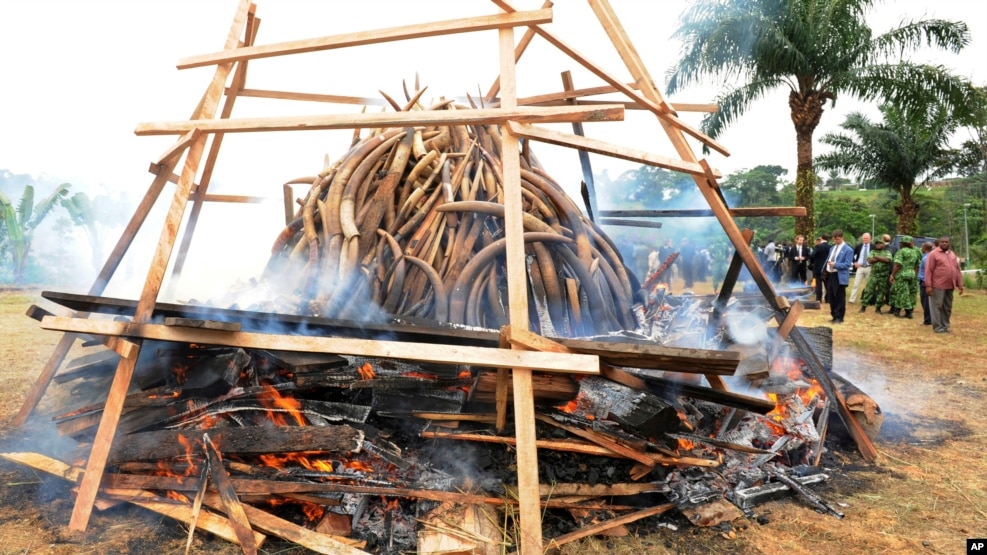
(889, 235), (921, 318)
(859, 235), (893, 313)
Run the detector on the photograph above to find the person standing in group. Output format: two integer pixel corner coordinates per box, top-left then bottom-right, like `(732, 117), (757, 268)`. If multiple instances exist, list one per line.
(788, 234), (809, 286)
(659, 238), (676, 285)
(859, 235), (893, 313)
(679, 237), (696, 288)
(824, 230), (854, 323)
(809, 234), (831, 302)
(881, 233), (895, 307)
(917, 240), (936, 325)
(889, 236), (921, 318)
(849, 233), (872, 303)
(925, 236), (964, 333)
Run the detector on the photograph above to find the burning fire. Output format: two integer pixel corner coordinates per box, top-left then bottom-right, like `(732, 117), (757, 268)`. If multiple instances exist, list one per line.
(357, 362), (375, 380)
(258, 384), (306, 426)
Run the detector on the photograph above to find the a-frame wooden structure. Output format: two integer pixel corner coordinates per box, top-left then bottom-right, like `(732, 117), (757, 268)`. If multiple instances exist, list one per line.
(14, 2), (878, 552)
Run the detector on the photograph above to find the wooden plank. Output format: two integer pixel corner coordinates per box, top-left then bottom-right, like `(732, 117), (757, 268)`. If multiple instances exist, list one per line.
(558, 337), (739, 375)
(203, 434), (258, 555)
(134, 104), (624, 136)
(40, 316), (599, 374)
(177, 9), (555, 69)
(545, 504), (675, 550)
(491, 0), (729, 156)
(69, 0), (254, 532)
(598, 218), (663, 229)
(518, 84), (718, 112)
(502, 324), (572, 354)
(499, 24), (543, 554)
(507, 121), (717, 177)
(561, 70), (598, 220)
(201, 193), (266, 203)
(585, 0), (725, 159)
(598, 207), (807, 218)
(171, 14), (260, 283)
(484, 0), (550, 103)
(163, 317), (242, 332)
(535, 415), (654, 467)
(108, 425), (364, 464)
(39, 291), (739, 373)
(233, 87), (387, 106)
(420, 431), (716, 467)
(202, 494), (368, 554)
(0, 452), (265, 548)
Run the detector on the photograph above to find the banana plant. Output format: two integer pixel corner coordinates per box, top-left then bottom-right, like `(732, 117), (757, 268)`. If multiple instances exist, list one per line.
(61, 191), (103, 271)
(0, 183), (71, 284)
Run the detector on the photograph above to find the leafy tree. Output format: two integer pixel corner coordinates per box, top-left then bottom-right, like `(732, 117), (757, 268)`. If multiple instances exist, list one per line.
(667, 0), (977, 242)
(815, 194), (872, 241)
(721, 165), (792, 239)
(815, 104), (961, 233)
(609, 166), (690, 207)
(61, 191), (116, 271)
(955, 86), (987, 176)
(0, 183), (71, 284)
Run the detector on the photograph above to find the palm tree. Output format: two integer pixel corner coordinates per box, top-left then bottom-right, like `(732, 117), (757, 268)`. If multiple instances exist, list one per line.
(667, 0), (976, 240)
(0, 183), (71, 283)
(816, 104), (960, 233)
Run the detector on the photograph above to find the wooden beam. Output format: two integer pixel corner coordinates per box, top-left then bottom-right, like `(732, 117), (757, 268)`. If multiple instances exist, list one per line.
(484, 0), (550, 103)
(598, 207), (807, 218)
(1, 452), (266, 548)
(171, 13), (260, 283)
(518, 84), (718, 113)
(68, 0), (254, 532)
(135, 104), (624, 136)
(40, 316), (599, 374)
(178, 9), (555, 69)
(499, 23), (543, 554)
(545, 504), (675, 550)
(491, 0), (729, 156)
(232, 87), (387, 106)
(201, 194), (267, 204)
(506, 121), (717, 177)
(560, 71), (598, 221)
(598, 218), (663, 229)
(769, 300), (805, 360)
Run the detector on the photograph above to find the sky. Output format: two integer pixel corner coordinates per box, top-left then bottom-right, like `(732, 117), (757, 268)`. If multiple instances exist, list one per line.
(0, 0), (982, 298)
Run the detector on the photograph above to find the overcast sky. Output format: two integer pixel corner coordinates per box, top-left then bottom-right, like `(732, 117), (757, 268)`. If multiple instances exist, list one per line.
(0, 0), (981, 297)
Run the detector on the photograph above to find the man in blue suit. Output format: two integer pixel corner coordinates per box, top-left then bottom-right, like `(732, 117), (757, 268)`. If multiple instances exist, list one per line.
(823, 229), (854, 323)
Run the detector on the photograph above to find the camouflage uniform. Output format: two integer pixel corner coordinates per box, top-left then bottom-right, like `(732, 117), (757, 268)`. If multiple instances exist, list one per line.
(890, 244), (921, 311)
(860, 243), (893, 309)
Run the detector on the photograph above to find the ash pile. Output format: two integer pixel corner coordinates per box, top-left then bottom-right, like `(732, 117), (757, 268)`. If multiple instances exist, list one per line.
(10, 114), (881, 554)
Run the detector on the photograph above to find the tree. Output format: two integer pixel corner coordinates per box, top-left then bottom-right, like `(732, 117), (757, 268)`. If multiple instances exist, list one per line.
(61, 190), (126, 271)
(667, 0), (977, 242)
(0, 183), (71, 284)
(721, 165), (792, 240)
(815, 104), (961, 234)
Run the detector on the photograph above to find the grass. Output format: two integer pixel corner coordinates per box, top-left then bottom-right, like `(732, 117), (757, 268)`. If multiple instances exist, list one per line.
(1, 286), (986, 554)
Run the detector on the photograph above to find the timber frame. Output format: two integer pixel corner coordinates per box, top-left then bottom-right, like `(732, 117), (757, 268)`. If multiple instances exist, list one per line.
(13, 1), (877, 552)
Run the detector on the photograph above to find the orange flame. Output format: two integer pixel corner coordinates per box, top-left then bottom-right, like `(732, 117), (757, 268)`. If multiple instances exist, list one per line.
(357, 362), (375, 380)
(556, 400), (578, 413)
(343, 460), (374, 473)
(258, 385), (306, 426)
(677, 438), (695, 451)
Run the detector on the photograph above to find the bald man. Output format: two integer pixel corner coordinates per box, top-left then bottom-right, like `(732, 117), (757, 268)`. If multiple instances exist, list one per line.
(849, 233), (872, 303)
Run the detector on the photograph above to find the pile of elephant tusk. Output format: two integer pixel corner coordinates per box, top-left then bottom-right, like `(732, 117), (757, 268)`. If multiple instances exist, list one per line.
(263, 95), (638, 337)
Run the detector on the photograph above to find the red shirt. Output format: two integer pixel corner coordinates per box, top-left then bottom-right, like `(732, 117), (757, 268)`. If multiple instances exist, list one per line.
(925, 248), (963, 290)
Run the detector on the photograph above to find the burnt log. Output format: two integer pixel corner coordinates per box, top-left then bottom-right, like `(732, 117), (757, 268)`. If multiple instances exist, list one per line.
(107, 425), (364, 463)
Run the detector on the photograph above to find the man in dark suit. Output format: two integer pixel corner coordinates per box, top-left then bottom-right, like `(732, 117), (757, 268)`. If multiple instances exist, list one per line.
(788, 234), (809, 285)
(809, 234), (831, 302)
(823, 229), (855, 323)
